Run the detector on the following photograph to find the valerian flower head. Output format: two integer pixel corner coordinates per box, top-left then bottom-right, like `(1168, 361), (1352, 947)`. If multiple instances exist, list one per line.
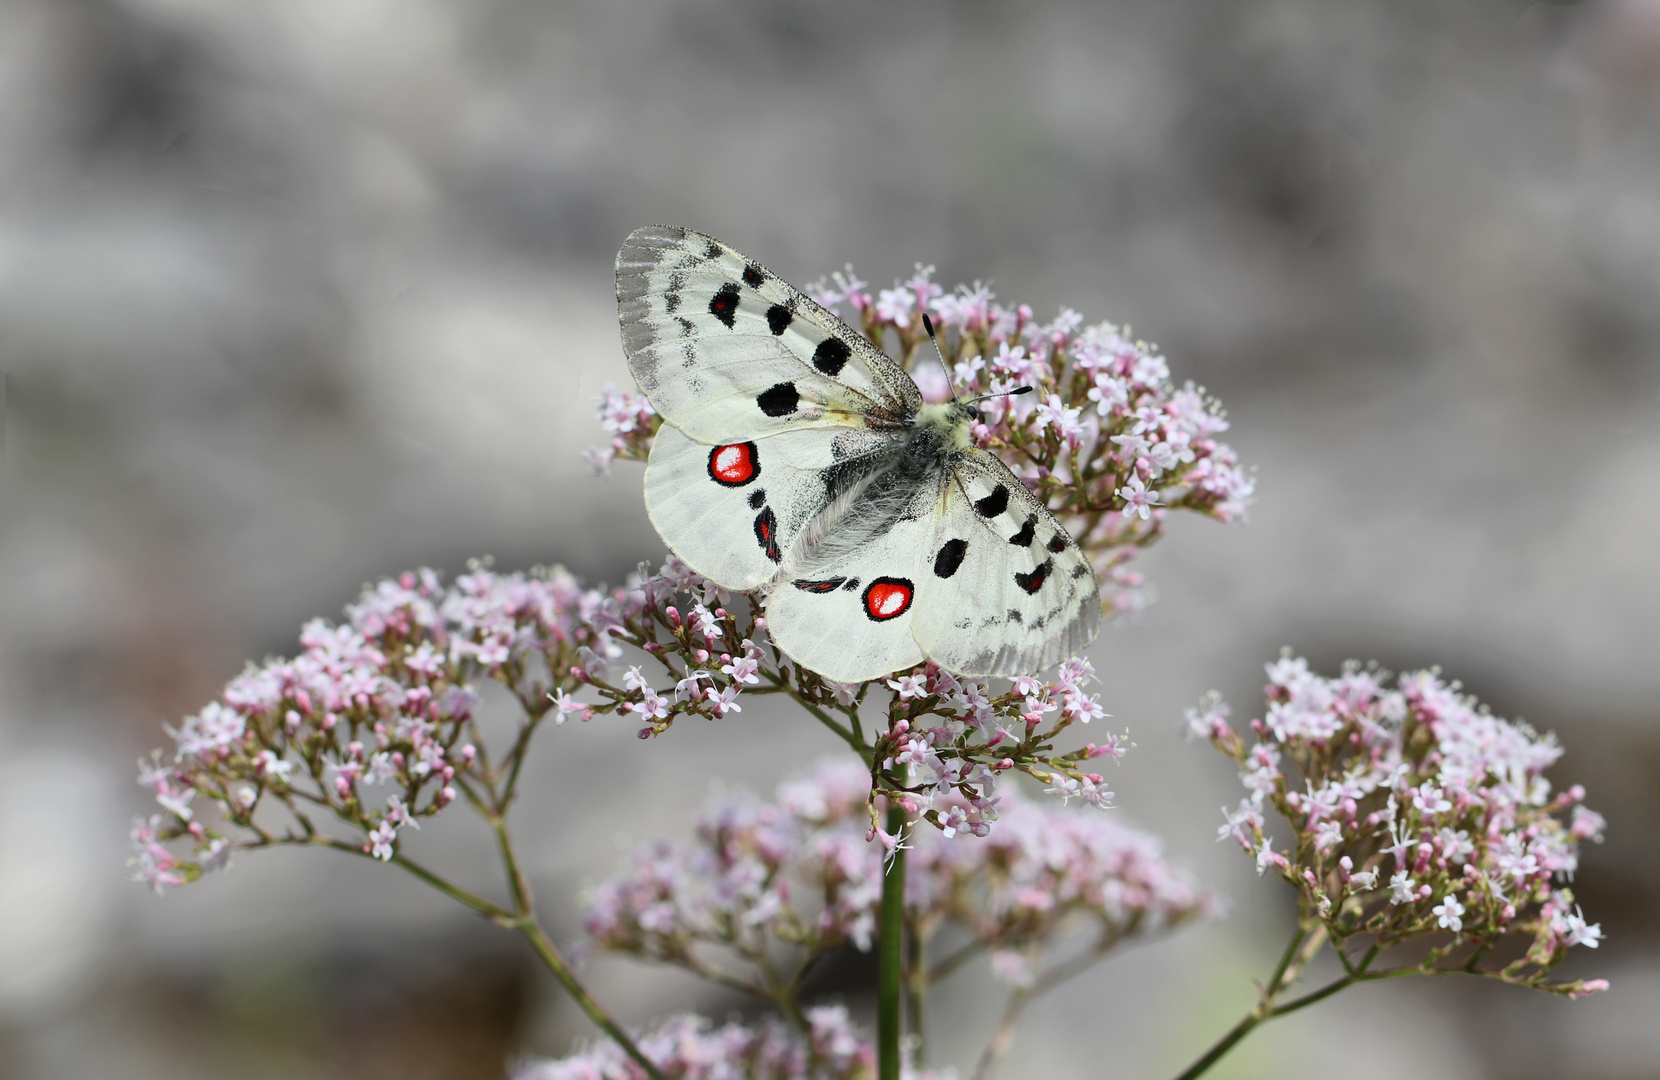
(131, 562), (625, 889)
(509, 1006), (948, 1080)
(1195, 654), (1607, 998)
(583, 758), (1217, 1000)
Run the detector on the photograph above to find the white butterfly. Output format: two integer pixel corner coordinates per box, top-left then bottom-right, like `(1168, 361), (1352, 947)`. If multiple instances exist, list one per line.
(616, 226), (1100, 683)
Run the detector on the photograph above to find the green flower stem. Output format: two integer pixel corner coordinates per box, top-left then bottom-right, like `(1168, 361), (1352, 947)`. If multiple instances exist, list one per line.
(1170, 922), (1334, 1080)
(879, 802), (908, 1080)
(516, 917), (669, 1080)
(311, 820), (666, 1080)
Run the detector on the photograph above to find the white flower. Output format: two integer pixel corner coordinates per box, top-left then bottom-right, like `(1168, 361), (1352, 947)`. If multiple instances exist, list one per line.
(1389, 871), (1416, 905)
(1116, 475), (1161, 520)
(1254, 837), (1282, 876)
(367, 821), (397, 861)
(1433, 895), (1465, 933)
(886, 673), (929, 701)
(675, 669), (712, 698)
(156, 789), (195, 821)
(1412, 782), (1452, 815)
(1562, 906), (1603, 949)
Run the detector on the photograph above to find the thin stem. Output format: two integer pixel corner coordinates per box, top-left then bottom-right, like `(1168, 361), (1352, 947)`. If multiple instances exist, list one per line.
(501, 711), (547, 806)
(1170, 922), (1336, 1080)
(1269, 974), (1355, 1017)
(878, 803), (907, 1080)
(307, 836), (514, 923)
(970, 988), (1031, 1080)
(760, 669), (865, 753)
(1169, 1009), (1262, 1080)
(517, 919), (669, 1080)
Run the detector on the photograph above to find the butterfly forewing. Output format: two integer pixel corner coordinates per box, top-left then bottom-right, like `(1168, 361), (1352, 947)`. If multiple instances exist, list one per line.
(618, 226), (920, 445)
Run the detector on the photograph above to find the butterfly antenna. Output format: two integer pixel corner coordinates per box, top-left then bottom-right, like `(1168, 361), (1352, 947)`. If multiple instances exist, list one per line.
(920, 313), (959, 401)
(964, 385), (1034, 404)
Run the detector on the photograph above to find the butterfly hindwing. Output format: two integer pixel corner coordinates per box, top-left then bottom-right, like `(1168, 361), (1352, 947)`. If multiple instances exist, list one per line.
(764, 507), (940, 685)
(910, 451), (1101, 676)
(618, 226), (921, 445)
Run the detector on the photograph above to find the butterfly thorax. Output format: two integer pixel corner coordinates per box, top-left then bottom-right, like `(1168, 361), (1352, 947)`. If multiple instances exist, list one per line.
(910, 401), (977, 456)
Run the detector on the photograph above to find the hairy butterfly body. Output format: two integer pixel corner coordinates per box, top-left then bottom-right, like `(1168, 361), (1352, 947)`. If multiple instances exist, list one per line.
(617, 225), (1100, 683)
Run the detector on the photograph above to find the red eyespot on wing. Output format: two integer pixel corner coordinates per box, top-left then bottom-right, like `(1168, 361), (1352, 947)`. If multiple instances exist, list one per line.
(707, 442), (760, 487)
(862, 577), (914, 622)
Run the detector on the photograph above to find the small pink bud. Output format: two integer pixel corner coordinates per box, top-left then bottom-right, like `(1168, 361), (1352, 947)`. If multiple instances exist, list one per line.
(666, 606), (681, 628)
(637, 727), (652, 740)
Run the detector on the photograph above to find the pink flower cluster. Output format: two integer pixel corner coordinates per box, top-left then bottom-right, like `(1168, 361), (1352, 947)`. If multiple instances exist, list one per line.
(584, 383), (659, 475)
(1196, 655), (1608, 997)
(569, 559), (1125, 844)
(810, 264), (1253, 618)
(869, 658), (1127, 845)
(510, 1005), (944, 1080)
(131, 562), (623, 890)
(584, 759), (1215, 1002)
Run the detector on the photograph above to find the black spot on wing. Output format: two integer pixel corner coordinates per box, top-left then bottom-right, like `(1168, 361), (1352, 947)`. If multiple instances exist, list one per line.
(1047, 534), (1068, 554)
(748, 489), (766, 509)
(704, 240), (722, 260)
(665, 293), (681, 314)
(754, 507), (782, 562)
(1070, 563), (1093, 580)
(842, 577), (861, 592)
(813, 337), (851, 376)
(793, 577), (846, 593)
(974, 485), (1009, 519)
(743, 264), (765, 287)
(757, 382), (800, 416)
(933, 538), (968, 579)
(1014, 559), (1053, 595)
(709, 283), (740, 328)
(766, 304), (793, 335)
(1007, 609), (1023, 624)
(1008, 514), (1037, 547)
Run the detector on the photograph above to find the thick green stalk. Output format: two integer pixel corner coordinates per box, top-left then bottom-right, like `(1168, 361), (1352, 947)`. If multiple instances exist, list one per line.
(879, 802), (908, 1080)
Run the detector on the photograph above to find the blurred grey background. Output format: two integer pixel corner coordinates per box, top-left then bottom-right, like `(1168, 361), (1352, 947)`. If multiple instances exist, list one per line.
(1, 0), (1658, 1077)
